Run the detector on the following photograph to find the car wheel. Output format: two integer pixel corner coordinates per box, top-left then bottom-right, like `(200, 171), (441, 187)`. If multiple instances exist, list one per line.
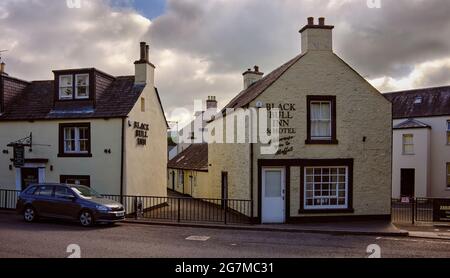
(79, 211), (94, 227)
(23, 206), (37, 223)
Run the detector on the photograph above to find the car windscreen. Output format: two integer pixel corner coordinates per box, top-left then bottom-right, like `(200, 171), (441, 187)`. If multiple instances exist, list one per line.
(70, 186), (102, 199)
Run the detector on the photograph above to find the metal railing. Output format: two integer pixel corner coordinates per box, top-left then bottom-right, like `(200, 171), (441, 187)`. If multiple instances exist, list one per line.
(0, 189), (252, 225)
(392, 198), (435, 224)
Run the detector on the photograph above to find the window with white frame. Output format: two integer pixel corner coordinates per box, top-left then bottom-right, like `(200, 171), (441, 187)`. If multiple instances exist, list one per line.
(75, 74), (89, 99)
(310, 101), (332, 140)
(402, 134), (414, 155)
(304, 167), (348, 210)
(63, 126), (89, 154)
(59, 75), (73, 99)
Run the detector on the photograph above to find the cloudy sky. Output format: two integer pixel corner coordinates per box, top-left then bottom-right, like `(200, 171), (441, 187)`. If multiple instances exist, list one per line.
(1, 0), (450, 126)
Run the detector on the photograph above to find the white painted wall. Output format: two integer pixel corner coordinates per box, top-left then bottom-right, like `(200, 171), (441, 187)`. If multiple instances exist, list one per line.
(392, 116), (450, 198)
(392, 127), (430, 198)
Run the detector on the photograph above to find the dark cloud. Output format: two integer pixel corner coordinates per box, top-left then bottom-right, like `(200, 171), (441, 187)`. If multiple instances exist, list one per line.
(1, 0), (450, 124)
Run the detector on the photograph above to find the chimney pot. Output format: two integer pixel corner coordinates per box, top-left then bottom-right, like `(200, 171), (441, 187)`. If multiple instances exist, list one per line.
(145, 45), (150, 62)
(0, 62), (5, 74)
(139, 42), (146, 61)
(307, 17), (314, 25)
(319, 17), (325, 26)
(254, 66), (259, 73)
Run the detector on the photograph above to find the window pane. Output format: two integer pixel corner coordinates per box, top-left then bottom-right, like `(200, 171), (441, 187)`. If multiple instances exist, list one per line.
(311, 103), (321, 120)
(265, 170), (282, 198)
(321, 102), (331, 120)
(75, 74), (89, 99)
(60, 76), (73, 86)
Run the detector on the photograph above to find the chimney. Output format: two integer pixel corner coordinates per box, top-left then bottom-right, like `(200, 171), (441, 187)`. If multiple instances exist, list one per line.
(299, 17), (334, 54)
(242, 65), (264, 90)
(206, 96), (217, 110)
(0, 62), (5, 75)
(134, 42), (155, 85)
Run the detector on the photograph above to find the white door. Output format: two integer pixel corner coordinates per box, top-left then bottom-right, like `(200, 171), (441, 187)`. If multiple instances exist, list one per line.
(262, 168), (286, 224)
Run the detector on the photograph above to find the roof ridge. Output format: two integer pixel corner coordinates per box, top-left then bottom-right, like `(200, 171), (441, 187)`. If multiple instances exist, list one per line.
(223, 53), (306, 111)
(385, 85), (450, 95)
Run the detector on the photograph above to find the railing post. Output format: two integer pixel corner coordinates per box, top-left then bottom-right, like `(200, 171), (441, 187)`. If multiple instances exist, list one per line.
(411, 198), (415, 225)
(177, 198), (181, 223)
(4, 190), (8, 209)
(224, 199), (228, 225)
(134, 197), (138, 220)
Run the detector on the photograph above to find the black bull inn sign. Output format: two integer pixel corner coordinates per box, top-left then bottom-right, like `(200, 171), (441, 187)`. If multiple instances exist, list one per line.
(132, 121), (150, 146)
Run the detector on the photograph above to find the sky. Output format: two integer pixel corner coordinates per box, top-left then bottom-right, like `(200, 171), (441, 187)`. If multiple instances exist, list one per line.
(1, 0), (450, 127)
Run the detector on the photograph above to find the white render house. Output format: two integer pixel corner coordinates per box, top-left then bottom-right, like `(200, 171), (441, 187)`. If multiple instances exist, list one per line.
(385, 86), (450, 199)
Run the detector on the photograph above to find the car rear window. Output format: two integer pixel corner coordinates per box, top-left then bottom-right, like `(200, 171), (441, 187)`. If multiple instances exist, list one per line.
(35, 186), (54, 197)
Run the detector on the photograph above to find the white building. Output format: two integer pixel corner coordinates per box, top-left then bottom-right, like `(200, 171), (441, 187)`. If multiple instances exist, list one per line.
(385, 86), (450, 198)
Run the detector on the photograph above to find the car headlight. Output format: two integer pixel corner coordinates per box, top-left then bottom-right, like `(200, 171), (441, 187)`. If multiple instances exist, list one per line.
(96, 205), (109, 212)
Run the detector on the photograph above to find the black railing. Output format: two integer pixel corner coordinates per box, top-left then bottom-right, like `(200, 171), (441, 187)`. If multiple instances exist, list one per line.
(392, 198), (435, 224)
(0, 189), (252, 225)
(0, 190), (20, 210)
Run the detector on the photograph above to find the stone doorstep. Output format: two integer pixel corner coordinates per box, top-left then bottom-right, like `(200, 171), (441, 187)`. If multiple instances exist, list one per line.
(123, 219), (409, 238)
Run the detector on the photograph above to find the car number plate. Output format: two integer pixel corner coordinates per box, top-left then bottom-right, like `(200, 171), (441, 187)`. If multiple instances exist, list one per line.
(116, 212), (125, 217)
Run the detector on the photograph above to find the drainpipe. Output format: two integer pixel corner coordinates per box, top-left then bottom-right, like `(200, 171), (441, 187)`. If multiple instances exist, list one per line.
(250, 142), (254, 222)
(120, 118), (126, 203)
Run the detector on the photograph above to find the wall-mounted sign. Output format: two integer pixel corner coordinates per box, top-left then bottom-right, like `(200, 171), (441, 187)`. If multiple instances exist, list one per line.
(13, 145), (25, 168)
(433, 199), (450, 222)
(133, 121), (149, 146)
(266, 103), (297, 156)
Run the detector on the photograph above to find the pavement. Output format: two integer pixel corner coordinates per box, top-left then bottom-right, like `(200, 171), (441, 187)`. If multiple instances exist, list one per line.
(395, 223), (450, 240)
(1, 212), (450, 258)
(124, 219), (409, 237)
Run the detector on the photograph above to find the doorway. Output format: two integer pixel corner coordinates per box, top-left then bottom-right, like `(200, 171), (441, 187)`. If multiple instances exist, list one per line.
(21, 168), (39, 191)
(401, 169), (415, 198)
(262, 168), (286, 223)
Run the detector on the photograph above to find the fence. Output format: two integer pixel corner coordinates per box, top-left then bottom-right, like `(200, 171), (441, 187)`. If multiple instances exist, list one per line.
(391, 198), (435, 224)
(0, 189), (252, 225)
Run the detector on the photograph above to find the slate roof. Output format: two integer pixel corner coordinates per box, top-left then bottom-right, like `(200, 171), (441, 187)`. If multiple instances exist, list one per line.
(393, 119), (431, 130)
(168, 144), (208, 172)
(0, 75), (147, 121)
(384, 86), (450, 119)
(223, 53), (306, 110)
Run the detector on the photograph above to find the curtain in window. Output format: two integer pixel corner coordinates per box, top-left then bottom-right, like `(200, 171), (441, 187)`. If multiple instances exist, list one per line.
(311, 102), (331, 139)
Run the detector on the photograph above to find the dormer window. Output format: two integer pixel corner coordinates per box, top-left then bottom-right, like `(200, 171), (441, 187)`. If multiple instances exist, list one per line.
(58, 73), (90, 100)
(75, 74), (89, 99)
(59, 75), (73, 99)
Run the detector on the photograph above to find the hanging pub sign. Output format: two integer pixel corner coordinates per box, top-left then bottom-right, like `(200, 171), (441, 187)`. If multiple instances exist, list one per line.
(13, 145), (25, 168)
(132, 121), (150, 146)
(433, 199), (450, 222)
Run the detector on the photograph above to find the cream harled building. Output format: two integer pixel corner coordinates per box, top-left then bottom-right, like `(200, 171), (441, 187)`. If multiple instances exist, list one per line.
(0, 42), (168, 197)
(169, 17), (392, 224)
